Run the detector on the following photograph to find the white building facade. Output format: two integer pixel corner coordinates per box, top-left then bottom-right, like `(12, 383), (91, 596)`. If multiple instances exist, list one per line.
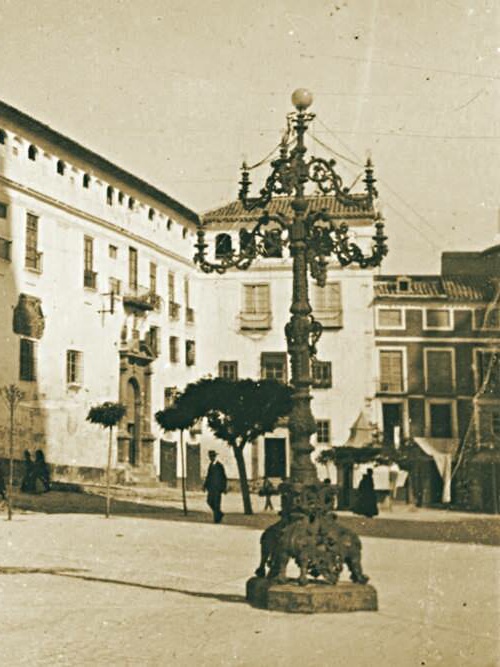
(0, 102), (381, 487)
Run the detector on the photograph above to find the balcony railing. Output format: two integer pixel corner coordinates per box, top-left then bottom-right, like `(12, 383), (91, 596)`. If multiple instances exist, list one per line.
(312, 309), (343, 329)
(25, 250), (43, 273)
(186, 306), (195, 324)
(83, 269), (98, 289)
(123, 285), (157, 311)
(240, 311), (272, 331)
(169, 301), (181, 320)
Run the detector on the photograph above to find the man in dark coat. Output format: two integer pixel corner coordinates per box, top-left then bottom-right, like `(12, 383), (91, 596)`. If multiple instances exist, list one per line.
(203, 450), (227, 523)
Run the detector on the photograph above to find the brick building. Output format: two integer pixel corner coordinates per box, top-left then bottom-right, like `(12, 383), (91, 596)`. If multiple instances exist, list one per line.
(374, 246), (500, 509)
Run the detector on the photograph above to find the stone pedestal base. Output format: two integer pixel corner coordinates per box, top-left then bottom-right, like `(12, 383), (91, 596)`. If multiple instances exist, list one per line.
(246, 577), (378, 614)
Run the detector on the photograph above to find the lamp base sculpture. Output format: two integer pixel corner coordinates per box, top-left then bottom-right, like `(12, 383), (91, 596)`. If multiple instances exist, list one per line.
(246, 482), (378, 613)
(246, 578), (378, 614)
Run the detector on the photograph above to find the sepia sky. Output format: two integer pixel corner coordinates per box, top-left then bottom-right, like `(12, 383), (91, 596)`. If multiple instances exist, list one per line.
(0, 0), (498, 272)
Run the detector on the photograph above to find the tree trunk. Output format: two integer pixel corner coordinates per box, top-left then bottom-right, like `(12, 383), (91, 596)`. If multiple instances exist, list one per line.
(8, 401), (14, 521)
(233, 444), (253, 515)
(180, 429), (188, 515)
(105, 426), (113, 518)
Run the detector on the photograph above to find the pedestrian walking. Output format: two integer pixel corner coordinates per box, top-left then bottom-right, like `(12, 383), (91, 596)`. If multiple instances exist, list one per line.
(259, 477), (275, 511)
(21, 450), (36, 493)
(33, 449), (51, 493)
(203, 450), (227, 523)
(353, 468), (379, 518)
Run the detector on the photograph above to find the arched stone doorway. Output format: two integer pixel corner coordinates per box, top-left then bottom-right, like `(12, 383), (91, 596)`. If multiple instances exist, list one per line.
(116, 347), (156, 481)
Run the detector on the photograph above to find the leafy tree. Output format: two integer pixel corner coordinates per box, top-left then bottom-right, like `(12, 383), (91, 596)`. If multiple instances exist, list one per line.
(156, 378), (293, 515)
(87, 402), (126, 518)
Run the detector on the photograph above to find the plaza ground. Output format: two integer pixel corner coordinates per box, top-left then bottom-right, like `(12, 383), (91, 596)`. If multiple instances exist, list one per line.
(1, 490), (499, 666)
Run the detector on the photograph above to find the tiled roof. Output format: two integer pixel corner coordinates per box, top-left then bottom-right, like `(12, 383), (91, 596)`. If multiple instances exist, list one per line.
(375, 276), (498, 302)
(202, 194), (376, 226)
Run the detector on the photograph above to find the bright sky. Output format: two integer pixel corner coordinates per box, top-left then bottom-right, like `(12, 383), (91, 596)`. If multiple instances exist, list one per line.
(1, 0), (498, 272)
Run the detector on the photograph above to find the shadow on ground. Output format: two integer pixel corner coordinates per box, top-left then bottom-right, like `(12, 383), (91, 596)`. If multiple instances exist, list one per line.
(0, 565), (247, 605)
(9, 491), (500, 546)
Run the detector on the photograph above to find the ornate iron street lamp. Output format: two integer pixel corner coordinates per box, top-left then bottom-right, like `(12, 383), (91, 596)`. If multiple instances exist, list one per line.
(195, 90), (388, 610)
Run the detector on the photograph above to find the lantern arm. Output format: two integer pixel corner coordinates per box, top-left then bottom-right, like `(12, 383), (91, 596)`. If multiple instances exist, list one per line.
(193, 211), (291, 274)
(307, 156), (378, 206)
(304, 210), (388, 281)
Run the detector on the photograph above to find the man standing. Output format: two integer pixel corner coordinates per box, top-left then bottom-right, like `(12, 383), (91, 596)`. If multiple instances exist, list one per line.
(203, 450), (227, 523)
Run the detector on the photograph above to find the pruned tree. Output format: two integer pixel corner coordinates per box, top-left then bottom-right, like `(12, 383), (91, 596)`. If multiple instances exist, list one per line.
(1, 384), (24, 520)
(156, 378), (293, 515)
(155, 402), (196, 515)
(87, 401), (127, 518)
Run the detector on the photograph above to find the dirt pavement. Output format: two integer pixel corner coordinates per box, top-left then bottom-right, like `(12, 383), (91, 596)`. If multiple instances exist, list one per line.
(0, 508), (498, 667)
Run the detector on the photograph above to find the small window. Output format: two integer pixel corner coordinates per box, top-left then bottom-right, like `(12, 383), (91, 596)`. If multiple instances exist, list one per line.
(66, 350), (83, 385)
(106, 186), (114, 206)
(215, 233), (232, 258)
(109, 244), (118, 259)
(25, 213), (42, 271)
(312, 360), (332, 388)
(397, 277), (411, 293)
(492, 412), (500, 436)
(148, 208), (155, 221)
(20, 338), (36, 381)
(56, 160), (65, 175)
(166, 218), (172, 230)
(263, 230), (282, 258)
(164, 387), (177, 408)
(474, 307), (500, 331)
(82, 173), (91, 189)
(219, 361), (238, 380)
(316, 420), (331, 444)
(147, 326), (161, 357)
(129, 247), (138, 290)
(0, 237), (12, 261)
(261, 352), (287, 383)
(28, 144), (37, 161)
(149, 262), (157, 295)
(240, 229), (255, 255)
(186, 340), (196, 366)
(118, 191), (124, 205)
(182, 227), (188, 239)
(169, 336), (179, 363)
(0, 202), (7, 218)
(425, 349), (454, 394)
(312, 282), (343, 328)
(128, 197), (135, 210)
(379, 349), (404, 393)
(425, 309), (451, 330)
(0, 129), (6, 144)
(378, 308), (404, 329)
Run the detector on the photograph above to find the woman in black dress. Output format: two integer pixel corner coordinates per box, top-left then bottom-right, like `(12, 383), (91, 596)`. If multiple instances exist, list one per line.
(353, 468), (379, 518)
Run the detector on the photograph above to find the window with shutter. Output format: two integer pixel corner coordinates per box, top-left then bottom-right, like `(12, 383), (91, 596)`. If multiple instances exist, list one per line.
(425, 349), (454, 394)
(475, 350), (500, 394)
(241, 284), (271, 330)
(312, 360), (332, 388)
(20, 338), (36, 381)
(425, 309), (451, 330)
(66, 350), (83, 385)
(377, 308), (404, 329)
(312, 282), (342, 328)
(261, 352), (287, 382)
(219, 361), (238, 380)
(379, 350), (404, 393)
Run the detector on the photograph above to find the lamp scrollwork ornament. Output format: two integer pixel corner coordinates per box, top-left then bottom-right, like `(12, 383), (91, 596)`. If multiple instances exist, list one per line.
(194, 89), (388, 588)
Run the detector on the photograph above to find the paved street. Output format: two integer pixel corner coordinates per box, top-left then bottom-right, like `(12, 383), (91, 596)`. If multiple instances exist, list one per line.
(1, 494), (499, 666)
